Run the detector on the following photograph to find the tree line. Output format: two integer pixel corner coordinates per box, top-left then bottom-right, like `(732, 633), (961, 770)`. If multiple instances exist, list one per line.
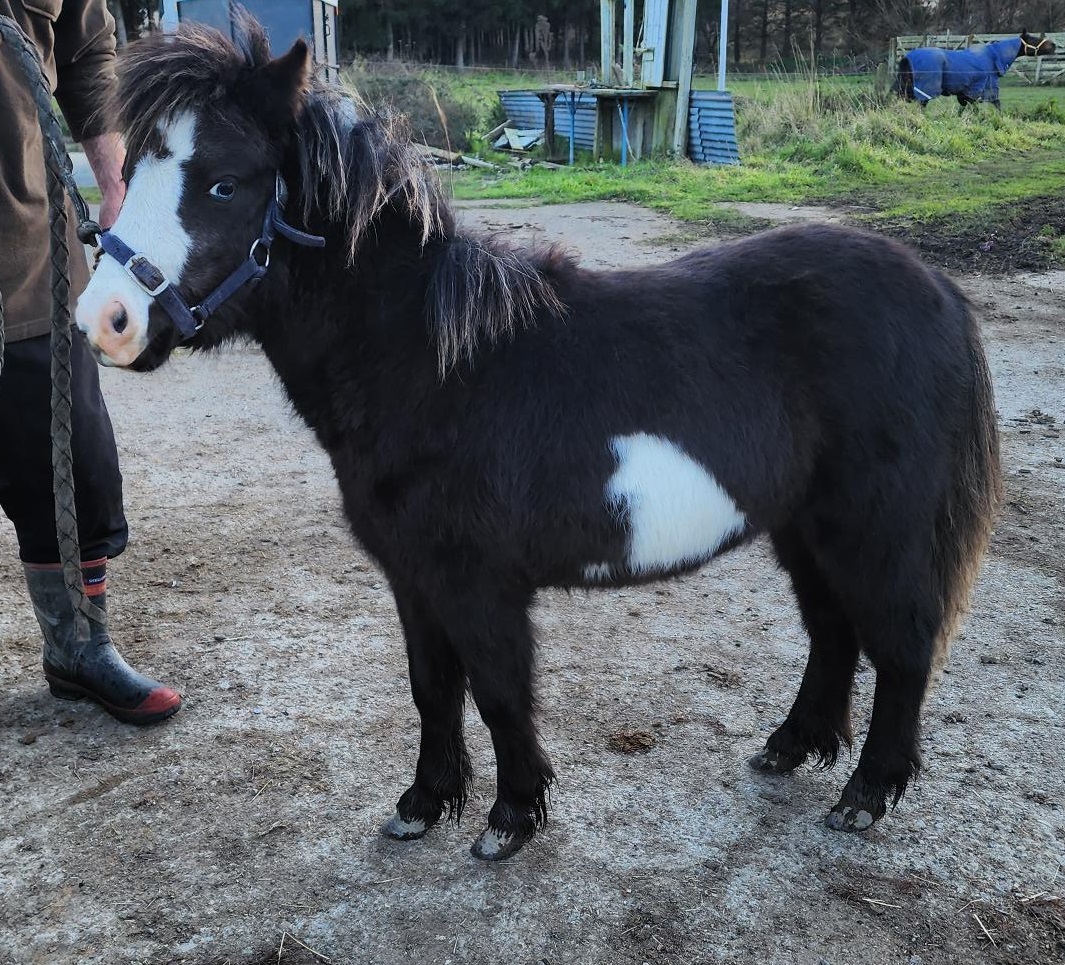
(338, 0), (1064, 69)
(105, 1), (1064, 70)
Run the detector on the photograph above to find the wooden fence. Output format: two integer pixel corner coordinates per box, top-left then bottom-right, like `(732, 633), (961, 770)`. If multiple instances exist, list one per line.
(891, 33), (1065, 84)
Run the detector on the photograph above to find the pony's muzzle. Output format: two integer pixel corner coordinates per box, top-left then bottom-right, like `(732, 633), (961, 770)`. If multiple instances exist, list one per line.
(75, 295), (148, 368)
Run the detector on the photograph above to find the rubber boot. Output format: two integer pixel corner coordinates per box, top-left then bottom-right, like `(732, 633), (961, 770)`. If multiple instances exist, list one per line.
(23, 559), (182, 725)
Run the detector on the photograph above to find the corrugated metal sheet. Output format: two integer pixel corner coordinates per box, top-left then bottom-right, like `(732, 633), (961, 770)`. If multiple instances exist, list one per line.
(497, 90), (597, 151)
(688, 90), (741, 166)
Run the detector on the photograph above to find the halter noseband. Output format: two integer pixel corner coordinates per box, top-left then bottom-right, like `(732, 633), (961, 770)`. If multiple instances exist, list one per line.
(1020, 36), (1048, 57)
(97, 174), (325, 343)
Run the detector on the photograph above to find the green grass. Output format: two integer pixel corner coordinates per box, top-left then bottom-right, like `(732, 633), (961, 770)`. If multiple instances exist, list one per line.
(721, 72), (1065, 112)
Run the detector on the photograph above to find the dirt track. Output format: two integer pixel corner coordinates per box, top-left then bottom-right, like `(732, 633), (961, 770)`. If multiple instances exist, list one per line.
(1, 201), (1063, 965)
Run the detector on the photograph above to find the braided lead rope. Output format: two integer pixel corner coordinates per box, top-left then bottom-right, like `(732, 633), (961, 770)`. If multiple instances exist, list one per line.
(0, 15), (105, 626)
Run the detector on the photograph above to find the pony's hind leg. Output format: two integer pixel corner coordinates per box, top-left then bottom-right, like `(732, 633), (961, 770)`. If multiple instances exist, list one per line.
(382, 590), (472, 842)
(826, 591), (938, 832)
(750, 527), (859, 775)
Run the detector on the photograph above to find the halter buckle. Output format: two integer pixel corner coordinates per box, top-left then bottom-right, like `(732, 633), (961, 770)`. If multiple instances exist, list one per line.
(123, 254), (170, 297)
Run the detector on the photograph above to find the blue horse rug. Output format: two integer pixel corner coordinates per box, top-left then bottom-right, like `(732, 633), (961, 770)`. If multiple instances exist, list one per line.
(900, 38), (1022, 106)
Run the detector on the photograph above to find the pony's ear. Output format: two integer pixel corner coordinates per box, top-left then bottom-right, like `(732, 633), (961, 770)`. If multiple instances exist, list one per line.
(256, 39), (311, 134)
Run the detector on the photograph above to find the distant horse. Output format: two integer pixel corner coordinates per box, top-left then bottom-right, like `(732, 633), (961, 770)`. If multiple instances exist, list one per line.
(77, 17), (1002, 861)
(895, 32), (1056, 109)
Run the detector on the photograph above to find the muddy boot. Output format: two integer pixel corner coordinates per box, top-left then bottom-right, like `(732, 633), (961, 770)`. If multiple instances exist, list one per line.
(23, 559), (182, 725)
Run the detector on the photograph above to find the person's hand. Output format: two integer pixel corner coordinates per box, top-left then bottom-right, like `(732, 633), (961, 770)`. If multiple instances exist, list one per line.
(80, 132), (126, 229)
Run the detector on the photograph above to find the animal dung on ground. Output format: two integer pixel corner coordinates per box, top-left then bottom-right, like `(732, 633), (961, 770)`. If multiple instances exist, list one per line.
(607, 729), (657, 754)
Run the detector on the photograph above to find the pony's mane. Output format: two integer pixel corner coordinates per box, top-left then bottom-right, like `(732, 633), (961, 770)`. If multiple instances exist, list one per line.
(115, 13), (567, 373)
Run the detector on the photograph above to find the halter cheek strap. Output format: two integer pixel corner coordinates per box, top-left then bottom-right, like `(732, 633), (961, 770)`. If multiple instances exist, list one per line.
(97, 174), (325, 343)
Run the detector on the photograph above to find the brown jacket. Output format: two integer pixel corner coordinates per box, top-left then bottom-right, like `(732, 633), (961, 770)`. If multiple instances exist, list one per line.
(0, 0), (117, 341)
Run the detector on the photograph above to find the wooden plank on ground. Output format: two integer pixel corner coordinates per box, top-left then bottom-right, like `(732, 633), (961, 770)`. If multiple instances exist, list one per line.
(414, 143), (462, 163)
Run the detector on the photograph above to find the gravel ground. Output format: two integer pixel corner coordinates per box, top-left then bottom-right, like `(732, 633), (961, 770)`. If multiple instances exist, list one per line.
(0, 200), (1062, 965)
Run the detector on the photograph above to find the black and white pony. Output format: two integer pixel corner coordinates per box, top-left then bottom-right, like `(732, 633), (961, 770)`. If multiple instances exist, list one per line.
(77, 18), (1002, 860)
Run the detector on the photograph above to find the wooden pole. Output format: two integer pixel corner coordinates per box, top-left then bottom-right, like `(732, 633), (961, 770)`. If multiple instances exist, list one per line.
(600, 0), (615, 83)
(671, 0), (699, 156)
(623, 0), (635, 86)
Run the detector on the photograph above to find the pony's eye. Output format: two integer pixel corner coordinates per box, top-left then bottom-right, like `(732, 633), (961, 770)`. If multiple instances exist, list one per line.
(208, 180), (237, 201)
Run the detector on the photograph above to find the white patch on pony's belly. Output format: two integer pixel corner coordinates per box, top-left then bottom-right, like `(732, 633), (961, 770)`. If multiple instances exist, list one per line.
(76, 113), (197, 356)
(604, 433), (747, 575)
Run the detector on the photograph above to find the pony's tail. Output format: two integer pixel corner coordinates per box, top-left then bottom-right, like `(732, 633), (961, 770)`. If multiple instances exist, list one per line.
(893, 57), (914, 99)
(930, 290), (1003, 671)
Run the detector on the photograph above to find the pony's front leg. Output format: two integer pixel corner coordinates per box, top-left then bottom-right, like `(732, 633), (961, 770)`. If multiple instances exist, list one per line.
(443, 586), (555, 861)
(382, 590), (471, 842)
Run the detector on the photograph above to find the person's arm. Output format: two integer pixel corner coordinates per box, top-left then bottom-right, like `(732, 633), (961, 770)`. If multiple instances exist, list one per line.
(80, 131), (125, 227)
(52, 0), (125, 227)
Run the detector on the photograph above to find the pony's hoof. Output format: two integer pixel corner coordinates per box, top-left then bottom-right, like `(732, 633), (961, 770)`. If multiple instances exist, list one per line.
(749, 747), (804, 775)
(825, 804), (878, 833)
(381, 812), (433, 841)
(470, 824), (532, 861)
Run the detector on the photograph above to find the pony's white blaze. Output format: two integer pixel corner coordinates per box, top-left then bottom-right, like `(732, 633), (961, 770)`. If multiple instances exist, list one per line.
(76, 112), (197, 366)
(606, 433), (747, 575)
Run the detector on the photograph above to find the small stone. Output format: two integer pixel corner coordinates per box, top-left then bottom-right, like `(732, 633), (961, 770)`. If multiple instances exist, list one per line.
(253, 707), (263, 715)
(213, 633), (226, 642)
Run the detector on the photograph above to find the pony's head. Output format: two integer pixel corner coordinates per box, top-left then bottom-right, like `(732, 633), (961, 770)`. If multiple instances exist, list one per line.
(76, 16), (313, 368)
(1020, 31), (1056, 57)
(77, 14), (447, 370)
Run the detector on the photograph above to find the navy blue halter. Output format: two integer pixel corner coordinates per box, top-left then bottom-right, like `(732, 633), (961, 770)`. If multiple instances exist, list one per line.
(97, 174), (325, 342)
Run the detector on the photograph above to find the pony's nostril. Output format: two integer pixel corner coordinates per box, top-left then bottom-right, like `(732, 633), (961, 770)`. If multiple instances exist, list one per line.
(111, 305), (129, 334)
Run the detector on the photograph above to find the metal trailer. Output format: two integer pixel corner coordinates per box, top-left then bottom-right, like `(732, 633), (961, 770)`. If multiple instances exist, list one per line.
(159, 0), (340, 82)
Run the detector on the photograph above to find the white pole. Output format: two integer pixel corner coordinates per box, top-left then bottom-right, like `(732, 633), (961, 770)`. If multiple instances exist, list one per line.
(159, 0), (180, 31)
(717, 0), (729, 91)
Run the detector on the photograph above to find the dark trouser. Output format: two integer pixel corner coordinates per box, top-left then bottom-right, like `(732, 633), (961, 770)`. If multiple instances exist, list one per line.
(0, 330), (128, 564)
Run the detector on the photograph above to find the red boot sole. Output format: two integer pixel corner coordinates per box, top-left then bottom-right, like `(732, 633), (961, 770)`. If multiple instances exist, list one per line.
(46, 676), (182, 726)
